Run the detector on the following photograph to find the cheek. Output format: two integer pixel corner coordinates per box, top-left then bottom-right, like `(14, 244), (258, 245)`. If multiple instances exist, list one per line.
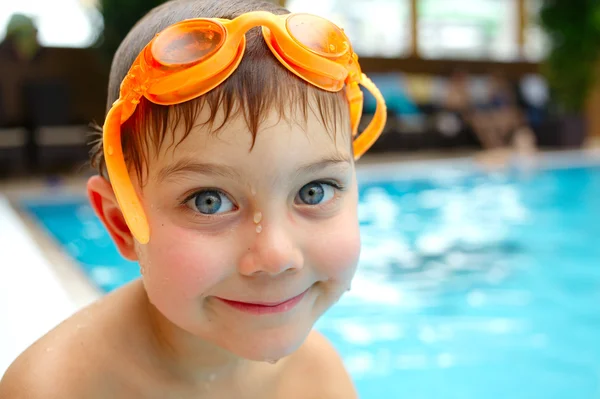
(141, 223), (231, 300)
(307, 211), (361, 282)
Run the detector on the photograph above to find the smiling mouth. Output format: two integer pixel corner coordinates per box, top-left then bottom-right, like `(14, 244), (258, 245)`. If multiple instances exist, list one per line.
(214, 289), (309, 315)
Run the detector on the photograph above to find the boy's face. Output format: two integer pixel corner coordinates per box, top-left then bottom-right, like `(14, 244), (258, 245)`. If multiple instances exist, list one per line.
(112, 105), (359, 361)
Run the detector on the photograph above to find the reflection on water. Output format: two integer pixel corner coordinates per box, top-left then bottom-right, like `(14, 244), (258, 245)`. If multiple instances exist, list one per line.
(352, 171), (529, 306)
(23, 164), (600, 398)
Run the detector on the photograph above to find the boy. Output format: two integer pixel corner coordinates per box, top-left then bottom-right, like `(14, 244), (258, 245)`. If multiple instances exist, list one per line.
(0, 0), (385, 397)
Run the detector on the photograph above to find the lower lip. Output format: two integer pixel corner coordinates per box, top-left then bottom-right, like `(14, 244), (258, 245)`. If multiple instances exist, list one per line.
(215, 289), (308, 315)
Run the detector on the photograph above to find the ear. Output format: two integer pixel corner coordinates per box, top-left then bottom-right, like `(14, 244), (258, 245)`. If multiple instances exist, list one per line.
(87, 175), (138, 261)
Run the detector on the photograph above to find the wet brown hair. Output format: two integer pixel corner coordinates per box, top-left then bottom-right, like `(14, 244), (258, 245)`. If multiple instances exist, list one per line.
(90, 0), (349, 183)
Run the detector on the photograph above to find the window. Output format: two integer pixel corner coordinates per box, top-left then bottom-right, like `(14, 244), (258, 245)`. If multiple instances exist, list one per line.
(523, 0), (550, 61)
(417, 0), (518, 60)
(0, 0), (102, 48)
(286, 0), (411, 57)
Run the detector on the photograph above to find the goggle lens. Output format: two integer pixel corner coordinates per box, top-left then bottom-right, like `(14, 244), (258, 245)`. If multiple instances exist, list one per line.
(151, 20), (226, 66)
(286, 14), (349, 58)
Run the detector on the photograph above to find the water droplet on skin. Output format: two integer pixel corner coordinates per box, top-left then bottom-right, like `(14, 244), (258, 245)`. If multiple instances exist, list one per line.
(251, 187), (257, 196)
(209, 373), (216, 382)
(253, 212), (262, 224)
(346, 285), (352, 292)
(256, 224), (262, 233)
(107, 146), (114, 156)
(45, 347), (54, 353)
(265, 358), (280, 365)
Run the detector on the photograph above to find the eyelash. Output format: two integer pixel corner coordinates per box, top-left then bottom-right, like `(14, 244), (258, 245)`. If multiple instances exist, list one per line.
(318, 180), (346, 191)
(301, 180), (346, 211)
(303, 180), (346, 201)
(180, 188), (235, 207)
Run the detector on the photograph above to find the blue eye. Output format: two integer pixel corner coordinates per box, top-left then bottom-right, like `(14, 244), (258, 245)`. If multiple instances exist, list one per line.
(296, 182), (335, 205)
(186, 190), (235, 214)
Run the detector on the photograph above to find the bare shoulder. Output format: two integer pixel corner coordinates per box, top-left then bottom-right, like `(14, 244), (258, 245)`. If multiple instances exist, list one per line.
(0, 281), (146, 399)
(280, 330), (358, 399)
(0, 330), (103, 399)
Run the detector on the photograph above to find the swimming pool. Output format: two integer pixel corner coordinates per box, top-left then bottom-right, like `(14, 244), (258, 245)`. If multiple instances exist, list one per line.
(23, 155), (600, 398)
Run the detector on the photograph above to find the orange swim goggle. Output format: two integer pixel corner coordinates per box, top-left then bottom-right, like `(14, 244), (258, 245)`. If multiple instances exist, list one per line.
(103, 11), (387, 244)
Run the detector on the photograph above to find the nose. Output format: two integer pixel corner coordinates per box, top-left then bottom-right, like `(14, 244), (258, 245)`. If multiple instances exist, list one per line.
(238, 221), (304, 277)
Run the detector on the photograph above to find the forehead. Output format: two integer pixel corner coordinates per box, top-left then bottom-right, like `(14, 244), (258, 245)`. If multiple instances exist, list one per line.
(151, 103), (353, 175)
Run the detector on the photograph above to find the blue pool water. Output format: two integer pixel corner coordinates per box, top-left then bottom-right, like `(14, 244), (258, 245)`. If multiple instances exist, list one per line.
(23, 161), (600, 398)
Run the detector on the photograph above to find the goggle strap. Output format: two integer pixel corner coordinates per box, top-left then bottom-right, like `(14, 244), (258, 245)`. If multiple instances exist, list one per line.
(103, 100), (150, 244)
(352, 74), (387, 160)
(346, 82), (363, 138)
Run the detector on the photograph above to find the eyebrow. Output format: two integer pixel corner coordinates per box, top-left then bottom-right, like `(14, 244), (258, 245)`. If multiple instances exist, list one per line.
(157, 153), (352, 183)
(293, 154), (353, 177)
(158, 158), (242, 183)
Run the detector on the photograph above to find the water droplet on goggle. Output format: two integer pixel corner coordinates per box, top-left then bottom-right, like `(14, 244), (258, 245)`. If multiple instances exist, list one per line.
(329, 44), (336, 51)
(107, 146), (114, 156)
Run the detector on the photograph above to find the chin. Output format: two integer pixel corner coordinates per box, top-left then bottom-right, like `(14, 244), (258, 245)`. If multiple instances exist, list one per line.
(221, 323), (312, 362)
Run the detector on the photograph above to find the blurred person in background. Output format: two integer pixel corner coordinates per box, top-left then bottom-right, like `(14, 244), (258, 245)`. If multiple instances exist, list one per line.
(0, 13), (41, 63)
(471, 72), (537, 171)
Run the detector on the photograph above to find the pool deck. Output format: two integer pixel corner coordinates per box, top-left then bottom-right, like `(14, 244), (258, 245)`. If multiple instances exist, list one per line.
(1, 148), (599, 377)
(0, 197), (76, 377)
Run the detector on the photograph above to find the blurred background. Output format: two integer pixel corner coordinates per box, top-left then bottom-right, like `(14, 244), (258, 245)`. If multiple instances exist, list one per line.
(0, 0), (599, 175)
(1, 1), (600, 398)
